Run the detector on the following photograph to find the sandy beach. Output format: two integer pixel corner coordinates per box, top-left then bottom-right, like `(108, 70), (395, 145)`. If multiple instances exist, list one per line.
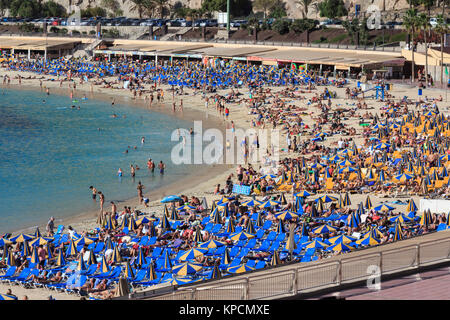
(1, 62), (449, 299)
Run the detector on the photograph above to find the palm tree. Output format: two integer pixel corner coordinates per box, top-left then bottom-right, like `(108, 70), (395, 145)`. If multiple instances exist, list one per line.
(296, 0), (317, 19)
(418, 13), (430, 86)
(403, 8), (419, 83)
(130, 0), (146, 18)
(253, 0), (276, 20)
(434, 14), (449, 88)
(152, 0), (169, 19)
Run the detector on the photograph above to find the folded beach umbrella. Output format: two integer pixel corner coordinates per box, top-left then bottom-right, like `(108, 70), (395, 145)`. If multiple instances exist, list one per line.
(270, 251), (281, 266)
(76, 254), (87, 271)
(135, 247), (145, 268)
(105, 214), (116, 230)
(378, 169), (386, 182)
(30, 246), (39, 264)
(336, 194), (344, 209)
(393, 221), (404, 241)
(120, 216), (129, 229)
(160, 214), (171, 231)
(124, 260), (135, 280)
(420, 210), (432, 227)
(6, 248), (15, 266)
(365, 196), (373, 209)
(87, 249), (97, 265)
(179, 248), (207, 262)
(99, 255), (109, 273)
(21, 240), (31, 257)
(222, 248), (231, 265)
(327, 242), (354, 253)
(313, 224), (337, 234)
(34, 228), (42, 238)
(159, 250), (173, 271)
(343, 193), (351, 206)
(210, 264), (221, 280)
(146, 262), (157, 281)
(255, 212), (264, 228)
(225, 219), (235, 234)
(10, 233), (34, 243)
(105, 237), (114, 251)
(172, 262), (203, 276)
(227, 264), (254, 274)
(259, 200), (281, 209)
(373, 204), (395, 212)
(328, 234), (356, 245)
(316, 198), (325, 212)
(347, 212), (360, 228)
(170, 206), (180, 220)
(406, 199), (418, 213)
(229, 231), (255, 241)
(193, 227), (203, 243)
(309, 202), (319, 218)
(279, 193), (288, 205)
(246, 219), (256, 234)
(276, 220), (286, 234)
(65, 239), (78, 257)
(52, 248), (65, 267)
(198, 239), (225, 249)
(284, 230), (297, 253)
(242, 199), (262, 207)
(163, 204), (170, 217)
(303, 239), (328, 250)
(111, 245), (122, 263)
(211, 208), (222, 224)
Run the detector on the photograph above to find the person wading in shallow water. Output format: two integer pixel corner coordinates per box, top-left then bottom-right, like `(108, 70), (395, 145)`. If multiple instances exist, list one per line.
(137, 181), (145, 204)
(97, 191), (105, 223)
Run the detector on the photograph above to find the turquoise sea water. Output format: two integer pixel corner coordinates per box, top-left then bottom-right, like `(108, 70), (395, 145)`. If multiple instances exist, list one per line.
(0, 88), (194, 233)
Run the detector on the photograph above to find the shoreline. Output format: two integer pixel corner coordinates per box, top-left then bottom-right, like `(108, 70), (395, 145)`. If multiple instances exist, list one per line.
(0, 70), (243, 235)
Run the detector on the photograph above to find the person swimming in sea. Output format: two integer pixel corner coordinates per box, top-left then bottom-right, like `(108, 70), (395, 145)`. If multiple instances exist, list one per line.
(117, 168), (123, 177)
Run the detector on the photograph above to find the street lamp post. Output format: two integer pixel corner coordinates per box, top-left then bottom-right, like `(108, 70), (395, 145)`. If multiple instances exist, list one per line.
(227, 0), (230, 34)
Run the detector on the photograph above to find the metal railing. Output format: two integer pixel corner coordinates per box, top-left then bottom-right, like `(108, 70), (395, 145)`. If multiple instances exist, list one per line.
(145, 236), (450, 300)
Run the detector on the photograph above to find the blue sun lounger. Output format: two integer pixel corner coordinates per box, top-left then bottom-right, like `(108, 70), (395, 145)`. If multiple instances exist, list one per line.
(0, 266), (17, 281)
(6, 268), (31, 284)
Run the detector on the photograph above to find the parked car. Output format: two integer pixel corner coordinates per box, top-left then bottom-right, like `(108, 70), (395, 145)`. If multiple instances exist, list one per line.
(181, 20), (192, 27)
(169, 18), (185, 27)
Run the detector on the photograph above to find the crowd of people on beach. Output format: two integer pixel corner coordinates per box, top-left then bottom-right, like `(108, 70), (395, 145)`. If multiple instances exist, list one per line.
(1, 54), (449, 300)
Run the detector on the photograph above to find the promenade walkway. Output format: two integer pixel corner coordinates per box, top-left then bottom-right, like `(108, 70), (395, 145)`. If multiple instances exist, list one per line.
(135, 230), (450, 300)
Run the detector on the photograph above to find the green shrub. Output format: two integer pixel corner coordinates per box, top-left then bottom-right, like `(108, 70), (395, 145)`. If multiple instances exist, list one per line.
(272, 19), (290, 35)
